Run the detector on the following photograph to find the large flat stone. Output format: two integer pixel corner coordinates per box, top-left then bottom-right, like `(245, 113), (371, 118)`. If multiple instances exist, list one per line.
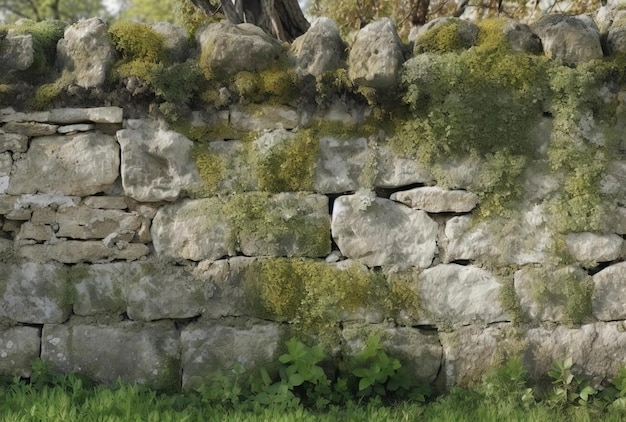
(17, 241), (149, 264)
(55, 206), (141, 240)
(593, 262), (626, 321)
(391, 186), (479, 213)
(0, 326), (40, 378)
(566, 232), (623, 264)
(314, 136), (368, 194)
(49, 107), (123, 124)
(7, 133), (119, 196)
(42, 321), (180, 390)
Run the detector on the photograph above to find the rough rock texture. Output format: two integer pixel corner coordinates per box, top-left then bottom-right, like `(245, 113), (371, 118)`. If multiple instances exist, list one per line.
(181, 319), (288, 391)
(199, 140), (258, 194)
(230, 105), (299, 131)
(151, 22), (189, 63)
(373, 145), (433, 188)
(419, 264), (508, 327)
(348, 18), (405, 90)
(53, 206), (140, 240)
(0, 326), (40, 378)
(117, 119), (201, 202)
(0, 130), (29, 153)
(151, 198), (232, 262)
(0, 153), (10, 194)
(291, 17), (346, 77)
(56, 18), (117, 88)
(48, 107), (123, 124)
(42, 321), (180, 390)
(565, 232), (623, 264)
(332, 193), (438, 269)
(531, 14), (603, 64)
(607, 22), (626, 55)
(0, 33), (34, 71)
(391, 186), (479, 213)
(515, 266), (591, 323)
(7, 133), (119, 196)
(17, 241), (149, 264)
(502, 19), (543, 54)
(342, 323), (442, 383)
(0, 262), (71, 324)
(524, 323), (626, 386)
(414, 17), (479, 52)
(314, 136), (368, 194)
(197, 22), (285, 78)
(593, 262), (626, 321)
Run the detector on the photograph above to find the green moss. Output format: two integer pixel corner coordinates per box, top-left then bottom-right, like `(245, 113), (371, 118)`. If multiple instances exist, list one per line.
(190, 144), (224, 197)
(109, 22), (167, 64)
(30, 71), (73, 110)
(499, 280), (523, 325)
(415, 21), (472, 54)
(244, 258), (376, 344)
(229, 66), (299, 105)
(381, 271), (421, 323)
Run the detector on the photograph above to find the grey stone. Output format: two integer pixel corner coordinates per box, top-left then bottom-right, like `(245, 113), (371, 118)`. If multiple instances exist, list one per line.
(0, 131), (29, 153)
(348, 18), (405, 91)
(0, 261), (71, 324)
(419, 264), (508, 327)
(600, 161), (626, 196)
(515, 266), (592, 323)
(230, 105), (299, 131)
(0, 34), (34, 71)
(57, 18), (117, 88)
(440, 324), (519, 388)
(197, 140), (258, 195)
(42, 321), (180, 390)
(8, 133), (119, 196)
(0, 196), (16, 215)
(2, 122), (58, 136)
(391, 186), (479, 213)
(14, 193), (80, 211)
(151, 198), (232, 261)
(342, 323), (442, 384)
(49, 107), (123, 124)
(291, 17), (346, 78)
(181, 319), (288, 391)
(593, 262), (626, 321)
(55, 206), (141, 240)
(17, 241), (149, 264)
(82, 196), (128, 210)
(151, 22), (189, 62)
(313, 136), (368, 194)
(414, 17), (479, 53)
(0, 109), (50, 123)
(0, 153), (10, 194)
(524, 323), (626, 386)
(0, 326), (40, 378)
(57, 123), (95, 134)
(615, 207), (626, 235)
(331, 193), (438, 269)
(196, 21), (286, 78)
(16, 222), (54, 242)
(566, 232), (623, 264)
(117, 119), (201, 202)
(530, 14), (603, 65)
(73, 263), (126, 316)
(373, 144), (433, 188)
(607, 23), (626, 55)
(502, 19), (543, 54)
(443, 211), (553, 265)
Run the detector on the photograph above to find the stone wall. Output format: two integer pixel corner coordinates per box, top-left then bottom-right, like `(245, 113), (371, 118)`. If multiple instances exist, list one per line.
(0, 4), (625, 392)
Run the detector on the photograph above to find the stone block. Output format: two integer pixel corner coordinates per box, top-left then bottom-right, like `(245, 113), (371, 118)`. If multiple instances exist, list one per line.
(593, 262), (626, 321)
(314, 136), (368, 194)
(391, 186), (479, 213)
(0, 326), (40, 378)
(17, 241), (149, 264)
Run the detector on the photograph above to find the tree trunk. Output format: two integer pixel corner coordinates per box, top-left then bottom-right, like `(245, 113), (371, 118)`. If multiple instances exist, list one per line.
(191, 0), (310, 42)
(410, 0), (430, 26)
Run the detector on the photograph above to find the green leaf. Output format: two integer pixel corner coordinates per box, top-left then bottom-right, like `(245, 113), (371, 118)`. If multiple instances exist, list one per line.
(359, 377), (374, 391)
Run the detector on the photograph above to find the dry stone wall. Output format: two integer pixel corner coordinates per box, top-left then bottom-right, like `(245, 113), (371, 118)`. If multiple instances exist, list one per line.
(0, 3), (625, 392)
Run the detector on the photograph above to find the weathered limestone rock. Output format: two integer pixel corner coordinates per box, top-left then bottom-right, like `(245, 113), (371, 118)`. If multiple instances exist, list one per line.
(607, 22), (626, 55)
(8, 133), (119, 196)
(566, 232), (623, 264)
(502, 19), (543, 54)
(55, 206), (141, 240)
(593, 262), (626, 321)
(197, 140), (258, 195)
(440, 324), (519, 388)
(348, 18), (405, 90)
(72, 261), (206, 321)
(0, 131), (29, 153)
(18, 241), (149, 264)
(314, 136), (368, 194)
(444, 211), (553, 265)
(601, 161), (626, 196)
(152, 198), (232, 261)
(0, 196), (16, 215)
(49, 107), (123, 124)
(0, 262), (71, 323)
(42, 321), (180, 390)
(515, 266), (592, 323)
(530, 14), (603, 65)
(0, 238), (12, 258)
(0, 33), (34, 71)
(524, 323), (626, 386)
(57, 123), (95, 134)
(117, 120), (201, 202)
(56, 18), (117, 88)
(0, 326), (40, 378)
(419, 264), (508, 327)
(414, 17), (479, 53)
(0, 153), (10, 194)
(2, 121), (58, 136)
(151, 22), (189, 63)
(14, 193), (80, 211)
(181, 319), (288, 391)
(230, 105), (299, 131)
(82, 196), (128, 210)
(391, 186), (479, 213)
(291, 17), (346, 78)
(373, 144), (433, 188)
(342, 323), (442, 384)
(197, 21), (285, 78)
(0, 109), (50, 123)
(332, 193), (438, 269)
(16, 222), (54, 242)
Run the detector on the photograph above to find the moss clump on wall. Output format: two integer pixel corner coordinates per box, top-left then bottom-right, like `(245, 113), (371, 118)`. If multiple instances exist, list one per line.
(229, 66), (299, 105)
(415, 21), (472, 54)
(223, 192), (330, 258)
(244, 258), (378, 344)
(190, 143), (225, 197)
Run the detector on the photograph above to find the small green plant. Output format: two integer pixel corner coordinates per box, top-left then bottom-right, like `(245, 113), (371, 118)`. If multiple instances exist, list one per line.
(547, 357), (597, 407)
(480, 358), (534, 408)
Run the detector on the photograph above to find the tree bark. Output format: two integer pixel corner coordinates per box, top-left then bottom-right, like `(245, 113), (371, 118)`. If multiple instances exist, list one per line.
(410, 0), (430, 26)
(191, 0), (309, 42)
